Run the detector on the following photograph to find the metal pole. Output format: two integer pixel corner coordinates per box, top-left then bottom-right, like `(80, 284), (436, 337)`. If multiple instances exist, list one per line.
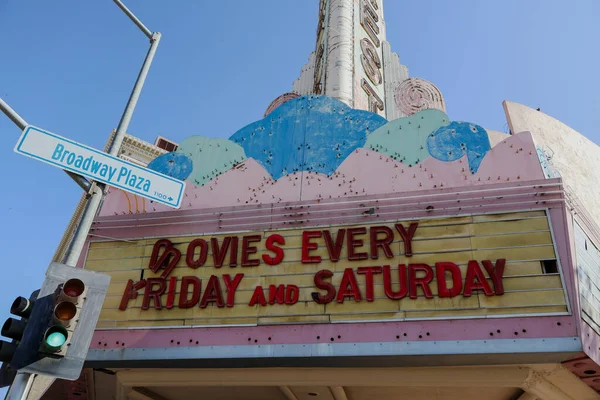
(0, 98), (92, 193)
(0, 98), (27, 130)
(63, 31), (161, 266)
(113, 0), (153, 39)
(5, 373), (34, 400)
(2, 3), (160, 399)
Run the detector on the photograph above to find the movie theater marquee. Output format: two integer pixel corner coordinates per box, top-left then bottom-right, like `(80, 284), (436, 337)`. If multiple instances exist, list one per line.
(85, 210), (569, 328)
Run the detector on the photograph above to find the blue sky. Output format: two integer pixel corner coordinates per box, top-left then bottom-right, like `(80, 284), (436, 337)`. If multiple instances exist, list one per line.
(0, 0), (598, 390)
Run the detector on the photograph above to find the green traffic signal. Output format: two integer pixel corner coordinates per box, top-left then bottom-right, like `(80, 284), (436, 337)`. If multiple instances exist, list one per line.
(46, 332), (67, 348)
(42, 326), (68, 353)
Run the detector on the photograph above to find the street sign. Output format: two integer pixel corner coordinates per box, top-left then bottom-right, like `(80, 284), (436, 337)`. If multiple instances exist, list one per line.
(14, 125), (185, 208)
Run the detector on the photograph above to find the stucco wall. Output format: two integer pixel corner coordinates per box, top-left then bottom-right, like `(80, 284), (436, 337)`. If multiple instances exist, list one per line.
(504, 100), (600, 227)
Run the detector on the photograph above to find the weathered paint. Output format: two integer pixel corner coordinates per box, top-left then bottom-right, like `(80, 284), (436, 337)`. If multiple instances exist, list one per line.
(427, 121), (491, 174)
(365, 108), (449, 166)
(292, 52), (316, 95)
(536, 146), (561, 179)
(89, 211), (566, 328)
(90, 315), (577, 350)
(325, 0), (355, 106)
(394, 78), (446, 117)
(353, 0), (386, 115)
(574, 222), (600, 336)
(264, 93), (299, 117)
(95, 179), (565, 239)
(88, 178), (576, 348)
(146, 152), (193, 181)
(171, 136), (246, 187)
(382, 40), (409, 121)
(504, 100), (600, 226)
(99, 131), (544, 215)
(87, 178), (573, 325)
(230, 95), (386, 179)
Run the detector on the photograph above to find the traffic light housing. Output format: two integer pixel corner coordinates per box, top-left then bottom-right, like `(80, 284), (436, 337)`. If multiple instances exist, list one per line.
(39, 278), (85, 357)
(2, 263), (110, 381)
(0, 293), (37, 387)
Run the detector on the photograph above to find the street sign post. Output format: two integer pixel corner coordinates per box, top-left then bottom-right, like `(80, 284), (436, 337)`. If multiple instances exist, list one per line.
(14, 125), (185, 208)
(2, 1), (162, 396)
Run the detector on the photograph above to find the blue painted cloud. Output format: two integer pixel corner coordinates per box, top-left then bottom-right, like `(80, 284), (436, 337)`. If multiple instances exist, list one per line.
(229, 95), (387, 179)
(147, 152), (193, 181)
(426, 122), (491, 173)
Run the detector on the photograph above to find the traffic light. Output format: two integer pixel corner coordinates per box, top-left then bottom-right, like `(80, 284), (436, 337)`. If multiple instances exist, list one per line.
(3, 263), (110, 381)
(0, 292), (37, 387)
(38, 278), (86, 357)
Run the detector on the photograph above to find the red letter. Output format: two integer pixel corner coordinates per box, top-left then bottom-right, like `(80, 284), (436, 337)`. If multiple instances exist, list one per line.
(241, 235), (261, 267)
(347, 228), (368, 260)
(229, 237), (238, 267)
(148, 239), (172, 271)
(370, 226), (394, 259)
(312, 269), (335, 304)
(383, 265), (408, 300)
(149, 240), (180, 279)
(302, 231), (322, 263)
(249, 286), (267, 306)
(482, 259), (506, 295)
(119, 279), (146, 310)
(408, 264), (434, 299)
(435, 262), (462, 297)
(337, 268), (362, 303)
(357, 266), (383, 302)
(141, 278), (166, 310)
(269, 284), (285, 305)
(222, 273), (244, 307)
(262, 234), (285, 265)
(199, 275), (224, 308)
(323, 229), (346, 262)
(395, 223), (418, 257)
(285, 285), (299, 304)
(186, 239), (208, 269)
(165, 276), (177, 309)
(179, 276), (201, 308)
(211, 237), (231, 268)
(464, 260), (493, 296)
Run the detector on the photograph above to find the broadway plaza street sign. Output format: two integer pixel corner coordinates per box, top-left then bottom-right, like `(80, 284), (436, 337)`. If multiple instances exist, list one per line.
(14, 126), (185, 208)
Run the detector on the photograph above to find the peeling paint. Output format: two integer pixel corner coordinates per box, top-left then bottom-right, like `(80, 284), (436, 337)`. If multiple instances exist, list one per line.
(230, 95), (386, 179)
(427, 121), (491, 174)
(365, 109), (449, 166)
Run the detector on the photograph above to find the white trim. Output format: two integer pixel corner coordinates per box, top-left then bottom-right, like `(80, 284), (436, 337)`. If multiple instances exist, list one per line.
(546, 209), (573, 315)
(87, 337), (581, 364)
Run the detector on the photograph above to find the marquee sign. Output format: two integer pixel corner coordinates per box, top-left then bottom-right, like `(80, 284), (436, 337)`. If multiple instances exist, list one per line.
(86, 210), (568, 328)
(118, 223), (506, 312)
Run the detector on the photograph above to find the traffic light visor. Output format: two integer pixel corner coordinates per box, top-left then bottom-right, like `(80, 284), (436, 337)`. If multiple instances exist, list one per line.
(1, 318), (26, 341)
(10, 297), (32, 318)
(54, 302), (77, 325)
(63, 279), (84, 299)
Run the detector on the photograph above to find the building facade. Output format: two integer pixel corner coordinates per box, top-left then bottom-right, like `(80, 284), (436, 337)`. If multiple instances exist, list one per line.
(42, 1), (600, 399)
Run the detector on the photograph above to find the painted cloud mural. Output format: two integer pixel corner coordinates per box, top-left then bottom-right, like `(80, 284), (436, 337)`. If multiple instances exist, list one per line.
(148, 95), (493, 182)
(230, 95), (387, 179)
(99, 94), (543, 215)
